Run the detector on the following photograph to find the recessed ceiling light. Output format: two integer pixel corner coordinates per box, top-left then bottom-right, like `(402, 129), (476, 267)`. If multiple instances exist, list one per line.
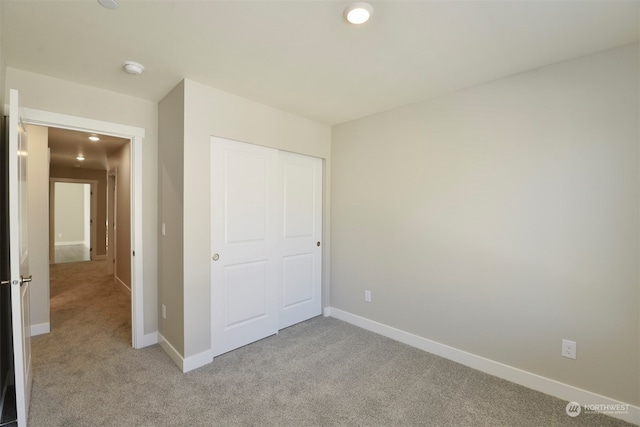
(123, 61), (145, 75)
(89, 135), (100, 142)
(98, 0), (118, 10)
(344, 2), (374, 25)
(76, 155), (85, 161)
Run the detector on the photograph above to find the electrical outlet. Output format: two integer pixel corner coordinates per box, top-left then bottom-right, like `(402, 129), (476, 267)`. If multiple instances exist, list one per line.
(364, 290), (372, 303)
(162, 304), (167, 320)
(562, 339), (576, 359)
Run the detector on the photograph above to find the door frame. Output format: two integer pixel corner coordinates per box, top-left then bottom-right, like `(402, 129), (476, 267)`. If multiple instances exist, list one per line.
(20, 107), (146, 349)
(107, 171), (117, 276)
(49, 179), (98, 263)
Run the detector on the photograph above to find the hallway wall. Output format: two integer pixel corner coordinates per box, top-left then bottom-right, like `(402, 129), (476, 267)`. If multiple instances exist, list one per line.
(108, 143), (131, 289)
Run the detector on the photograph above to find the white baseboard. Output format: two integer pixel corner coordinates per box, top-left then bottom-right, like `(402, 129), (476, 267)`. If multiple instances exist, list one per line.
(184, 349), (214, 373)
(54, 241), (85, 246)
(323, 306), (332, 317)
(329, 307), (639, 426)
(158, 333), (183, 371)
(141, 331), (158, 348)
(30, 322), (50, 336)
(158, 333), (213, 373)
(115, 275), (130, 292)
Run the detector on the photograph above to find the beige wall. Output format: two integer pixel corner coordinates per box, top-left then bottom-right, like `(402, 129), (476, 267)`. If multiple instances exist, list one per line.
(331, 45), (639, 406)
(157, 79), (331, 360)
(49, 166), (107, 256)
(26, 125), (50, 331)
(158, 81), (185, 355)
(53, 182), (86, 244)
(6, 68), (159, 335)
(108, 144), (131, 288)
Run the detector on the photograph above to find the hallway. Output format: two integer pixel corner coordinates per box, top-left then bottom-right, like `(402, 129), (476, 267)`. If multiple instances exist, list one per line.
(47, 260), (130, 340)
(53, 244), (91, 264)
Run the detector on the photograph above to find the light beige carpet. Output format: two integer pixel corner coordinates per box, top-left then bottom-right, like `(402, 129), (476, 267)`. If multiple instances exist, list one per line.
(28, 260), (633, 426)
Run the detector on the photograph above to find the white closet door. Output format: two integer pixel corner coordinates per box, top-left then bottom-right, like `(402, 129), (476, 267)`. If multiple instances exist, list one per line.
(278, 151), (322, 329)
(211, 137), (279, 357)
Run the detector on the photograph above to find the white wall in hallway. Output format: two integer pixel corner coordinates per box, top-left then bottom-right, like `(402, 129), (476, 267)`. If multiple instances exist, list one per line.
(54, 182), (85, 245)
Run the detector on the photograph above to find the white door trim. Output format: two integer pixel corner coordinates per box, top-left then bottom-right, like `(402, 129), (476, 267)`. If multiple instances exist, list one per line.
(20, 107), (146, 349)
(107, 171), (117, 276)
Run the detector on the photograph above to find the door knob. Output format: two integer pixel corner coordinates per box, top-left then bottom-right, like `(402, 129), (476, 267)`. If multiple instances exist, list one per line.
(212, 254), (220, 261)
(20, 275), (32, 286)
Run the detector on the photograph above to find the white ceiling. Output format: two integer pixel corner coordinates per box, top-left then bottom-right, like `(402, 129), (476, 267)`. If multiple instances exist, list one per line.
(2, 1), (638, 126)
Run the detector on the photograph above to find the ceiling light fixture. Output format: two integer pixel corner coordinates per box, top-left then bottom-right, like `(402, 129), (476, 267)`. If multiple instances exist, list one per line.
(123, 61), (145, 75)
(76, 155), (85, 161)
(344, 2), (374, 25)
(98, 0), (119, 10)
(89, 135), (100, 142)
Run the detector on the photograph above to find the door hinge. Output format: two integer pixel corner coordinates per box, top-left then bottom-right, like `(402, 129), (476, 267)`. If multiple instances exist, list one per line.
(132, 250), (135, 256)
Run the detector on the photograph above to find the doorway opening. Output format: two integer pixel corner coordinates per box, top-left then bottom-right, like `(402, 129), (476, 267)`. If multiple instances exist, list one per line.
(50, 181), (97, 264)
(21, 107), (146, 349)
(43, 127), (132, 346)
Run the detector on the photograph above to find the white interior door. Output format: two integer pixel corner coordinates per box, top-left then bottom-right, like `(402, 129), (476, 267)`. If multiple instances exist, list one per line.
(278, 151), (322, 329)
(8, 89), (33, 427)
(211, 137), (279, 357)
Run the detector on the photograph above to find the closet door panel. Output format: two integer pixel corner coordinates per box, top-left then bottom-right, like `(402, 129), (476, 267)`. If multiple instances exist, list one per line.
(279, 151), (322, 329)
(211, 137), (279, 357)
